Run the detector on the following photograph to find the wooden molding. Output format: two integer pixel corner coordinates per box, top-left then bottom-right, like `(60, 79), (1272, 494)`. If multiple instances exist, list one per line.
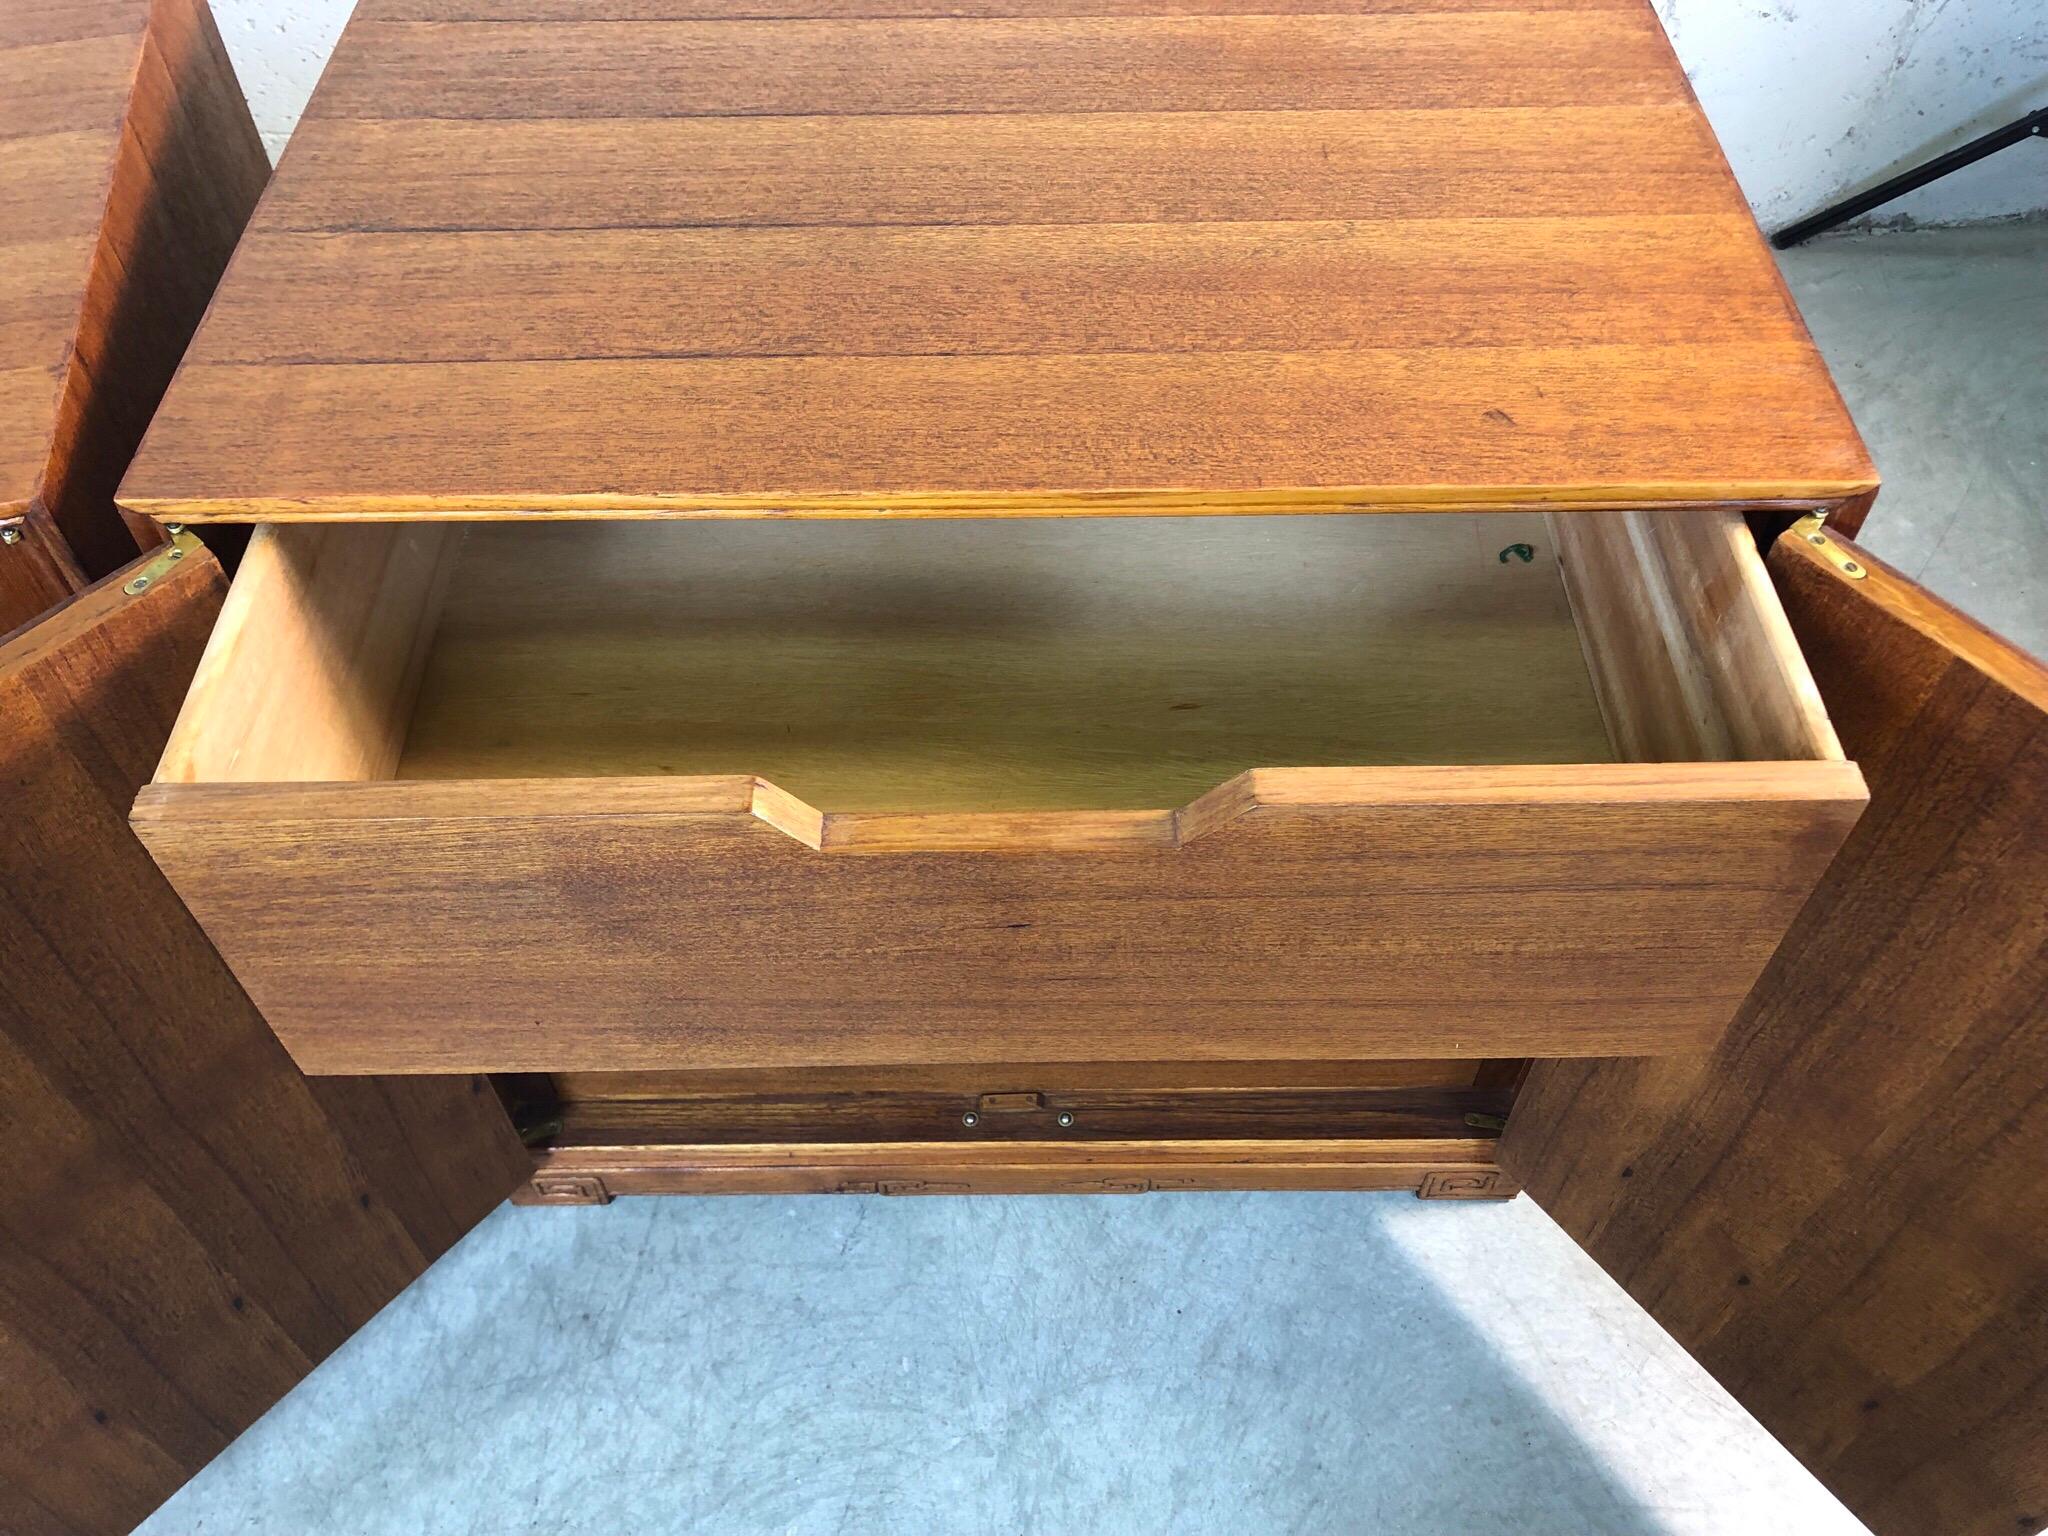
(517, 1135), (1504, 1200)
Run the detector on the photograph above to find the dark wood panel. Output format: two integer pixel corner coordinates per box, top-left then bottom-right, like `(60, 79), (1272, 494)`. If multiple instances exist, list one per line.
(547, 1085), (1512, 1144)
(0, 506), (86, 636)
(1, 0), (267, 601)
(0, 546), (525, 1536)
(550, 1058), (1492, 1098)
(1502, 525), (2048, 1536)
(38, 0), (270, 569)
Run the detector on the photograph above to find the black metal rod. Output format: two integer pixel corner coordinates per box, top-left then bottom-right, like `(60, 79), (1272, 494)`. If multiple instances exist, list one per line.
(1770, 106), (2048, 249)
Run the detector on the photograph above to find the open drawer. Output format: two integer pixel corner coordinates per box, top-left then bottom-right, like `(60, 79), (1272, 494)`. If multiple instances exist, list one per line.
(131, 509), (1865, 1077)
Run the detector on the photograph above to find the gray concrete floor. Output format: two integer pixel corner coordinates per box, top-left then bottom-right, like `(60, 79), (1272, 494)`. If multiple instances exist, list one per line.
(138, 225), (2043, 1535)
(1779, 223), (2047, 658)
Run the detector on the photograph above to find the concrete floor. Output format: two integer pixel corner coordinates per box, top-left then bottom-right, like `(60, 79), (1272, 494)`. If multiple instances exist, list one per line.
(1780, 223), (2047, 659)
(136, 225), (2043, 1535)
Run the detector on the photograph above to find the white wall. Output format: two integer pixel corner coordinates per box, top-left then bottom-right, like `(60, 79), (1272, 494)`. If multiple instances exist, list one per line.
(217, 0), (2047, 231)
(1657, 0), (2048, 230)
(213, 0), (354, 161)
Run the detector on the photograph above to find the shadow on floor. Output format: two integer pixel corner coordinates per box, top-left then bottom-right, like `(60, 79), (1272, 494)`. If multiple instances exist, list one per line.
(139, 1192), (1669, 1535)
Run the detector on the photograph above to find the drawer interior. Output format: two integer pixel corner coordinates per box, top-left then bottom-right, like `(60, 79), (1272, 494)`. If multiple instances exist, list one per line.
(398, 513), (1613, 809)
(155, 507), (1841, 800)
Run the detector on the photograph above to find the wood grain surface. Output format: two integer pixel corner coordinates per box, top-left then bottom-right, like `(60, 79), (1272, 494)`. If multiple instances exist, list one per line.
(505, 1037), (1530, 1201)
(119, 0), (1873, 522)
(1501, 528), (2048, 1536)
(156, 521), (464, 784)
(0, 506), (88, 638)
(0, 542), (525, 1536)
(1549, 508), (1842, 763)
(399, 514), (1616, 808)
(132, 763), (1865, 1074)
(135, 506), (1864, 1076)
(517, 1135), (1511, 1200)
(548, 1058), (1503, 1099)
(0, 0), (266, 622)
(547, 1082), (1510, 1145)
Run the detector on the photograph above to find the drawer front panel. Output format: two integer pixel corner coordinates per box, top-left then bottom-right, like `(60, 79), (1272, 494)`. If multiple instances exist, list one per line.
(133, 763), (1863, 1076)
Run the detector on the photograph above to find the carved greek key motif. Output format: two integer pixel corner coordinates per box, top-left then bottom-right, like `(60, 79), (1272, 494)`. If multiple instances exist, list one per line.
(526, 1172), (614, 1205)
(1416, 1169), (1516, 1201)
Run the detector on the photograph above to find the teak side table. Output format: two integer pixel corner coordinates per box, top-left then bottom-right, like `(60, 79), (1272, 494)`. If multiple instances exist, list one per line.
(112, 3), (2047, 1534)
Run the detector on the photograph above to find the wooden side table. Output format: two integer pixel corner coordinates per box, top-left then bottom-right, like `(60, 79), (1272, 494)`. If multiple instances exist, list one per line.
(110, 3), (2048, 1532)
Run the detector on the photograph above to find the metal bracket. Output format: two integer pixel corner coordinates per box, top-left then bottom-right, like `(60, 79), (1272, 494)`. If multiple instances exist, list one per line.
(122, 526), (200, 596)
(1791, 513), (1868, 581)
(1772, 107), (2048, 248)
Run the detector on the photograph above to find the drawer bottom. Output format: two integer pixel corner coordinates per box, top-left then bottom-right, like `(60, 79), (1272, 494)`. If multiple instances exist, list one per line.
(503, 1062), (1522, 1203)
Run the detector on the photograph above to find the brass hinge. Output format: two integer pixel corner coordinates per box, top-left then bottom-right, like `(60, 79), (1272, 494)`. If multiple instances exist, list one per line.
(1791, 512), (1867, 580)
(122, 526), (200, 596)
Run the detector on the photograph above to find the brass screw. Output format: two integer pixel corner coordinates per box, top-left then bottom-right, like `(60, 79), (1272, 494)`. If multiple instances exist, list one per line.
(961, 1112), (979, 1128)
(0, 525), (21, 547)
(1057, 1111), (1075, 1128)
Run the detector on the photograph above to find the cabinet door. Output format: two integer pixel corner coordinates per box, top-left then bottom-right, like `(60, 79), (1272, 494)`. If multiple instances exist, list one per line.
(0, 539), (527, 1536)
(1500, 521), (2048, 1536)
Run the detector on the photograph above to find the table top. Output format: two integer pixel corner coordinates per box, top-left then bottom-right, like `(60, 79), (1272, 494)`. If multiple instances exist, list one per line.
(121, 0), (1876, 523)
(1, 0), (159, 516)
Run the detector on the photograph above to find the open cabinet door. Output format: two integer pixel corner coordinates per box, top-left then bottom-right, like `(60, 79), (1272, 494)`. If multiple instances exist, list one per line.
(1, 540), (528, 1536)
(1501, 521), (2048, 1536)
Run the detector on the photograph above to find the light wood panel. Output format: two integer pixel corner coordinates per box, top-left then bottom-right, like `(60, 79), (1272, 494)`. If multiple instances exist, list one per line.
(1502, 529), (2048, 1536)
(156, 522), (464, 784)
(0, 0), (267, 613)
(400, 515), (1614, 809)
(0, 541), (523, 1536)
(1549, 508), (1841, 763)
(119, 0), (1873, 523)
